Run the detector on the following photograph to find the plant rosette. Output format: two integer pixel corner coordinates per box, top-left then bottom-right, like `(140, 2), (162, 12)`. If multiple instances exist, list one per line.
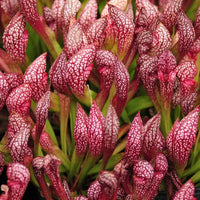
(0, 0), (200, 200)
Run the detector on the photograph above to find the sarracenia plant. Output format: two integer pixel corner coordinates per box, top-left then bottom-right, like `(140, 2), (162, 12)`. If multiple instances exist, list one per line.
(1, 0), (200, 199)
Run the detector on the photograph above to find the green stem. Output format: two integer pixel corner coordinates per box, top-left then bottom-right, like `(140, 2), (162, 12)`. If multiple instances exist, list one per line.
(29, 167), (39, 187)
(54, 146), (70, 171)
(38, 0), (53, 7)
(183, 158), (200, 177)
(0, 132), (8, 147)
(176, 165), (185, 179)
(50, 92), (60, 113)
(102, 84), (116, 116)
(113, 136), (127, 155)
(0, 144), (7, 154)
(34, 141), (43, 157)
(191, 171), (200, 184)
(31, 99), (58, 145)
(161, 106), (172, 138)
(186, 0), (200, 21)
(118, 124), (131, 140)
(36, 0), (43, 15)
(34, 22), (62, 59)
(60, 95), (71, 155)
(34, 130), (44, 157)
(121, 109), (130, 123)
(101, 153), (111, 171)
(45, 120), (58, 146)
(77, 154), (97, 189)
(67, 150), (84, 182)
(73, 85), (92, 107)
(87, 153), (123, 176)
(173, 105), (181, 122)
(77, 0), (90, 18)
(70, 99), (77, 152)
(195, 53), (200, 84)
(190, 129), (200, 166)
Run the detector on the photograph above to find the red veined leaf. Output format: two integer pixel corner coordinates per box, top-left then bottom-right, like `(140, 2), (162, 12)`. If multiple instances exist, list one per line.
(43, 154), (68, 200)
(125, 2), (134, 20)
(7, 112), (30, 145)
(123, 112), (143, 165)
(101, 0), (128, 17)
(63, 180), (72, 200)
(63, 0), (81, 30)
(36, 91), (50, 141)
(88, 101), (104, 158)
(1, 0), (19, 16)
(65, 45), (96, 96)
(145, 153), (168, 200)
(18, 0), (41, 28)
(126, 194), (134, 200)
(94, 50), (115, 91)
(136, 30), (153, 55)
(87, 180), (102, 200)
(9, 125), (32, 164)
(113, 59), (129, 117)
(51, 0), (65, 34)
(133, 160), (154, 199)
(185, 37), (200, 62)
(157, 50), (177, 104)
(3, 11), (28, 62)
(74, 196), (88, 200)
(74, 104), (88, 155)
(173, 180), (195, 200)
(116, 185), (126, 199)
(108, 5), (135, 59)
(103, 105), (119, 156)
(139, 54), (158, 106)
(0, 153), (5, 176)
(194, 7), (200, 38)
(0, 49), (20, 73)
(32, 157), (52, 200)
(78, 0), (97, 31)
(181, 91), (198, 116)
(5, 73), (23, 92)
(6, 163), (30, 200)
(98, 171), (118, 199)
(135, 0), (158, 32)
(86, 17), (108, 49)
(154, 153), (168, 174)
(158, 0), (171, 11)
(6, 84), (32, 116)
(113, 160), (129, 183)
(49, 51), (71, 95)
(24, 53), (48, 102)
(161, 0), (183, 32)
(43, 6), (56, 32)
(64, 21), (87, 59)
(166, 106), (200, 167)
(177, 11), (195, 58)
(176, 61), (197, 114)
(149, 23), (172, 56)
(0, 71), (9, 110)
(39, 132), (58, 155)
(142, 113), (165, 161)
